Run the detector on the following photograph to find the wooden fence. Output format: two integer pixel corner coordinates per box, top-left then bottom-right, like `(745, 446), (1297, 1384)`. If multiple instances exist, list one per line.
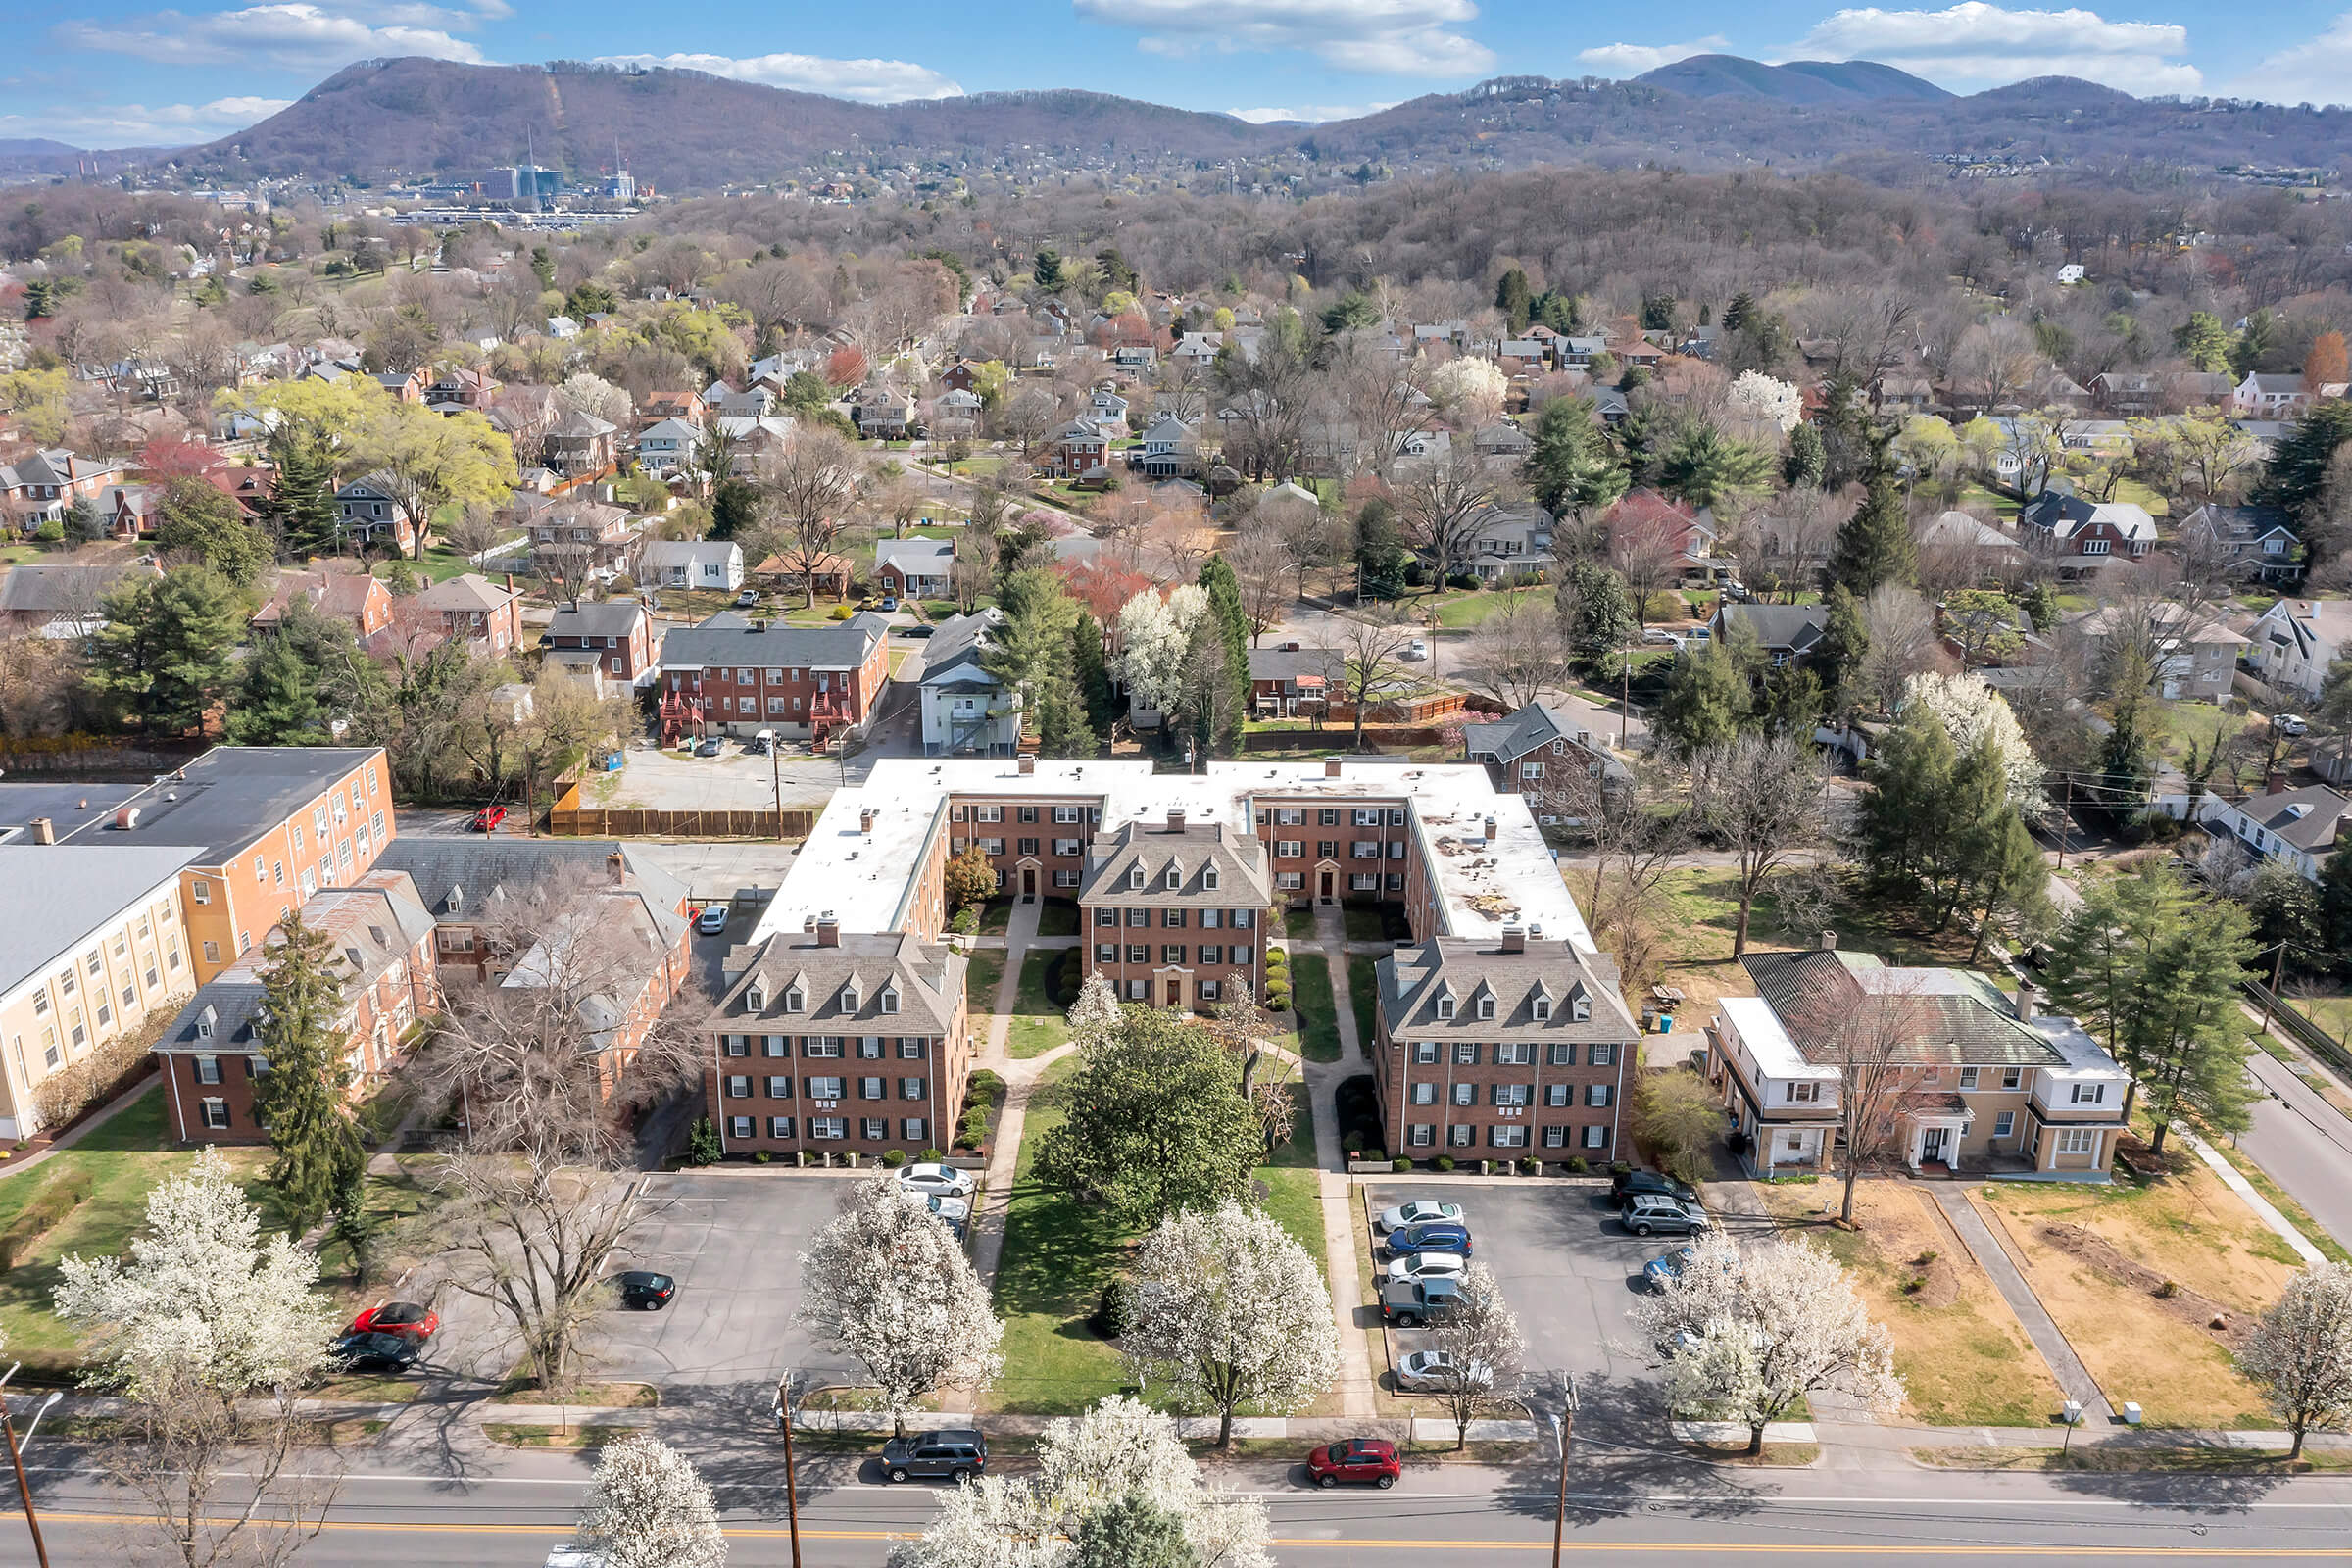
(549, 806), (815, 839)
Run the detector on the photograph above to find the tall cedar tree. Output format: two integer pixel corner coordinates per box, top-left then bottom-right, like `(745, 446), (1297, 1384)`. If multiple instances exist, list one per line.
(1783, 420), (1827, 488)
(226, 635), (327, 745)
(1855, 703), (1960, 901)
(1199, 556), (1253, 752)
(91, 566), (242, 736)
(267, 436), (341, 559)
(1564, 562), (1636, 676)
(1813, 583), (1869, 715)
(1494, 268), (1533, 333)
(2255, 400), (2352, 523)
(2093, 655), (2158, 824)
(157, 476), (272, 587)
(1829, 465), (1915, 597)
(2042, 861), (2256, 1157)
(1525, 398), (1627, 521)
(251, 913), (368, 1230)
(1658, 642), (1753, 754)
(985, 568), (1095, 757)
(2317, 853), (2352, 977)
(1071, 610), (1119, 736)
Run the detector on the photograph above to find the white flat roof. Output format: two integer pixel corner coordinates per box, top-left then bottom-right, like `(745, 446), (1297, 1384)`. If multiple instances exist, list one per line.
(1718, 994), (1837, 1082)
(755, 758), (1592, 949)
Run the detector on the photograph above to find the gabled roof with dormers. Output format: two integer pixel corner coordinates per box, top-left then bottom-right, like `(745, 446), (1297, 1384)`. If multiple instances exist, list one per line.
(1079, 817), (1272, 908)
(716, 927), (963, 1035)
(1378, 935), (1637, 1042)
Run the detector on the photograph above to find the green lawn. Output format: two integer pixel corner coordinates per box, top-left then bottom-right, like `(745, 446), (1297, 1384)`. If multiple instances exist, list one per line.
(1284, 906), (1318, 941)
(1347, 956), (1381, 1059)
(1289, 952), (1343, 1063)
(1430, 586), (1546, 628)
(371, 528), (523, 585)
(965, 948), (1005, 1013)
(1008, 950), (1070, 1060)
(1036, 900), (1080, 938)
(980, 900), (1014, 938)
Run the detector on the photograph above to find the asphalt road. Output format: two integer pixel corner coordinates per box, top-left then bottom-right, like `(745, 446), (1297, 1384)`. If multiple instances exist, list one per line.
(25, 1459), (2352, 1566)
(2240, 1052), (2352, 1252)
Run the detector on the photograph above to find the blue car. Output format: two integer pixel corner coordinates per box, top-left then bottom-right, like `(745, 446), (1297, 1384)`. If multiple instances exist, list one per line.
(1642, 1246), (1696, 1290)
(1387, 1221), (1471, 1259)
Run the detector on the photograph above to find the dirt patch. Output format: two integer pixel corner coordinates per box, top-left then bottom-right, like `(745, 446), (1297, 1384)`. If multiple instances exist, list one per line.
(2035, 1223), (2251, 1349)
(1899, 1250), (1963, 1310)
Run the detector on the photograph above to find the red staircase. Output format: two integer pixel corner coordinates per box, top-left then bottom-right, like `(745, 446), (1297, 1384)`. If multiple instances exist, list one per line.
(659, 691), (706, 747)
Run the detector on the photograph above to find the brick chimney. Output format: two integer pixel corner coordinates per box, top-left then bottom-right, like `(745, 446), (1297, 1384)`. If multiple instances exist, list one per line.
(815, 911), (840, 948)
(606, 850), (626, 886)
(2015, 980), (2037, 1023)
(1500, 925), (1525, 954)
(29, 816), (54, 845)
(859, 808), (876, 834)
(1018, 757), (1036, 776)
(504, 573), (515, 593)
(1324, 759), (1343, 778)
(1819, 929), (1838, 951)
(2267, 768), (2289, 796)
(1167, 808), (1186, 829)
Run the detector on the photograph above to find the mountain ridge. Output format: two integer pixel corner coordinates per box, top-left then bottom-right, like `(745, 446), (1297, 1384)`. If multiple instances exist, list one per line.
(1631, 55), (1955, 105)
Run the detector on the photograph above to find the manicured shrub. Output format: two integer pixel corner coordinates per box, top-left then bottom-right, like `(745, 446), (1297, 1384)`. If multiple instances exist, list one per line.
(1091, 1276), (1138, 1338)
(1435, 1156), (1455, 1172)
(921, 1148), (946, 1162)
(1392, 1157), (1411, 1171)
(686, 1116), (721, 1166)
(1564, 1156), (1590, 1174)
(883, 1149), (907, 1167)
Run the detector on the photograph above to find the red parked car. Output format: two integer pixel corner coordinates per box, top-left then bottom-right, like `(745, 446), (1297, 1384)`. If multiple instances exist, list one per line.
(1304, 1437), (1398, 1489)
(347, 1300), (439, 1341)
(469, 806), (508, 833)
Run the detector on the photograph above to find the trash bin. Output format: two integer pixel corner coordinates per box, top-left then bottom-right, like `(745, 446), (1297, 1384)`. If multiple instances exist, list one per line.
(1659, 1013), (1675, 1034)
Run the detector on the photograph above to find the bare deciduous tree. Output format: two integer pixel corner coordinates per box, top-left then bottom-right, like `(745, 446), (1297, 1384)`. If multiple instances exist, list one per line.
(1461, 592), (1570, 707)
(1398, 445), (1498, 586)
(1690, 733), (1824, 959)
(1332, 608), (1417, 752)
(760, 427), (863, 608)
(1224, 528), (1298, 647)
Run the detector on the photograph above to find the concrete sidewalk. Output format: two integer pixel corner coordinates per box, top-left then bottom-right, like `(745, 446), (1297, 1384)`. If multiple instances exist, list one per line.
(1928, 1183), (2112, 1422)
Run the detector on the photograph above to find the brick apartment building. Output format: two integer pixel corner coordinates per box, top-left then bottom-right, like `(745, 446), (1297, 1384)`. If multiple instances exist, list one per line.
(1078, 812), (1273, 1009)
(154, 870), (438, 1143)
(543, 599), (658, 692)
(706, 916), (970, 1158)
(1374, 928), (1640, 1158)
(657, 612), (891, 748)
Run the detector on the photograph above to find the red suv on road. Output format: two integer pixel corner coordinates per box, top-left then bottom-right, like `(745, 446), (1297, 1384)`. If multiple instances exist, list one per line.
(469, 806), (508, 833)
(1305, 1437), (1399, 1489)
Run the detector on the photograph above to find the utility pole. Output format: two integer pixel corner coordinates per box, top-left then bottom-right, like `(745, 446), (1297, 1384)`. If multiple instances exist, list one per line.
(771, 740), (783, 841)
(1548, 1372), (1578, 1568)
(0, 1365), (53, 1568)
(1619, 644), (1630, 749)
(773, 1370), (805, 1568)
(2055, 775), (2074, 870)
(2260, 939), (2287, 1037)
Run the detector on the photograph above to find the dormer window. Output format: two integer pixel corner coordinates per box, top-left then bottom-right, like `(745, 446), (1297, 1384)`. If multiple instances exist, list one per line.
(195, 1006), (216, 1042)
(1572, 992), (1592, 1022)
(1164, 864), (1181, 890)
(746, 986), (766, 1012)
(1203, 866), (1219, 890)
(1477, 996), (1495, 1020)
(1436, 995), (1455, 1019)
(784, 987), (805, 1012)
(1129, 865), (1145, 889)
(841, 983), (861, 1012)
(879, 986), (900, 1015)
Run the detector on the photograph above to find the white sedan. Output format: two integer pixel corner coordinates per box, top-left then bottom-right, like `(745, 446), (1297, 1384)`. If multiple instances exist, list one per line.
(897, 1163), (975, 1200)
(1396, 1349), (1493, 1391)
(1384, 1251), (1469, 1286)
(1375, 1200), (1464, 1235)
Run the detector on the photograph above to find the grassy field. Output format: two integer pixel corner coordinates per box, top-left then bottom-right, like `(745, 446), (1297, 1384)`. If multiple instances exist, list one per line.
(1347, 956), (1380, 1060)
(980, 900), (1014, 938)
(1430, 586), (1546, 628)
(1285, 906), (1318, 941)
(1973, 1157), (2302, 1428)
(1008, 950), (1070, 1060)
(965, 949), (1005, 1014)
(1756, 1181), (2065, 1427)
(989, 1061), (1327, 1417)
(1037, 900), (1081, 938)
(1289, 952), (1343, 1062)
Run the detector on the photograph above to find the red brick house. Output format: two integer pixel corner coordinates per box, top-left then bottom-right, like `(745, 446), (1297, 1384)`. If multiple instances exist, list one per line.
(544, 599), (657, 691)
(657, 612), (891, 748)
(1042, 420), (1110, 480)
(251, 567), (395, 642)
(400, 572), (525, 656)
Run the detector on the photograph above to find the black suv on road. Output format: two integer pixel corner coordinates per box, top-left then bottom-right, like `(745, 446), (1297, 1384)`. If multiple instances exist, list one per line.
(881, 1428), (988, 1484)
(1611, 1168), (1700, 1208)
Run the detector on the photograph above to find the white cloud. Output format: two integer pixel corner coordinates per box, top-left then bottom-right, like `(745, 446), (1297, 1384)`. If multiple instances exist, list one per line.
(1076, 0), (1495, 77)
(1784, 3), (2201, 94)
(57, 3), (487, 72)
(1228, 102), (1396, 123)
(2227, 13), (2352, 106)
(0, 95), (293, 146)
(1576, 36), (1732, 76)
(591, 51), (962, 103)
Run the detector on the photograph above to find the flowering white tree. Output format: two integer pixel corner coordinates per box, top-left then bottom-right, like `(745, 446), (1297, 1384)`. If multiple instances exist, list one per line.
(1728, 370), (1803, 434)
(559, 371), (635, 429)
(54, 1147), (342, 1568)
(1633, 1231), (1901, 1454)
(575, 1433), (728, 1568)
(1429, 357), (1508, 425)
(1902, 669), (2046, 812)
(1420, 1259), (1525, 1448)
(1065, 970), (1122, 1038)
(888, 1396), (1271, 1568)
(1122, 1200), (1339, 1446)
(800, 1173), (1004, 1436)
(2240, 1261), (2352, 1460)
(1115, 584), (1207, 717)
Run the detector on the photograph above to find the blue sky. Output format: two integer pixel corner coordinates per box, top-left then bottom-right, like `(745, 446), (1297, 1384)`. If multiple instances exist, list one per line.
(7, 0), (2352, 149)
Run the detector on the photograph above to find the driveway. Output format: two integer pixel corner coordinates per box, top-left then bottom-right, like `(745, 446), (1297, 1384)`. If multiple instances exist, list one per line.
(584, 743), (844, 812)
(599, 1171), (858, 1399)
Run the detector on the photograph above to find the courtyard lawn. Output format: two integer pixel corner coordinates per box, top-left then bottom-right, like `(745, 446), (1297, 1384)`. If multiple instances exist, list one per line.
(965, 949), (1006, 1014)
(1036, 899), (1081, 938)
(1347, 956), (1381, 1059)
(1342, 906), (1388, 943)
(1288, 953), (1343, 1063)
(1756, 1181), (2064, 1427)
(1972, 1152), (2305, 1428)
(1008, 950), (1070, 1060)
(980, 900), (1014, 938)
(1285, 906), (1318, 941)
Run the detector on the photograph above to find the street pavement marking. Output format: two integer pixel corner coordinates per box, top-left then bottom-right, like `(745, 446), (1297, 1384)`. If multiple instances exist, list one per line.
(36, 1514), (2352, 1554)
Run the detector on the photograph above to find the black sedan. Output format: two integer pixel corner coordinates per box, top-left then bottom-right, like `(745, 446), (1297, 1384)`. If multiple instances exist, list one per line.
(615, 1270), (677, 1310)
(332, 1331), (422, 1374)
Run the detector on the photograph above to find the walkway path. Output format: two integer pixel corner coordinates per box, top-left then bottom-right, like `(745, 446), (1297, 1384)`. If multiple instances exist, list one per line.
(1298, 905), (1379, 1418)
(966, 900), (1079, 1290)
(1928, 1183), (2111, 1421)
(2180, 1124), (2327, 1266)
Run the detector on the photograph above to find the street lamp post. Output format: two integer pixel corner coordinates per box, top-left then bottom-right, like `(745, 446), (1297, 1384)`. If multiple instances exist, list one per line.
(0, 1365), (54, 1568)
(1548, 1373), (1579, 1568)
(772, 1369), (804, 1568)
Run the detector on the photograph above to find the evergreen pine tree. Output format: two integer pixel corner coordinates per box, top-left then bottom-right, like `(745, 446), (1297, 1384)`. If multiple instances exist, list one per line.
(1525, 398), (1627, 521)
(1855, 704), (1960, 899)
(2093, 657), (2158, 827)
(1723, 291), (1755, 333)
(1658, 643), (1752, 754)
(226, 635), (327, 745)
(91, 566), (242, 736)
(269, 437), (341, 560)
(1565, 562), (1636, 677)
(157, 476), (272, 586)
(1199, 555), (1253, 746)
(1494, 268), (1533, 333)
(1812, 583), (1869, 715)
(1071, 610), (1119, 736)
(1782, 421), (1827, 488)
(1965, 806), (2053, 964)
(985, 568), (1095, 757)
(1828, 469), (1915, 597)
(250, 913), (367, 1231)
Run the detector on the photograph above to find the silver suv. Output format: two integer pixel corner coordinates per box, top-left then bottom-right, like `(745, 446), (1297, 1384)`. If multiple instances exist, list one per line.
(881, 1428), (987, 1484)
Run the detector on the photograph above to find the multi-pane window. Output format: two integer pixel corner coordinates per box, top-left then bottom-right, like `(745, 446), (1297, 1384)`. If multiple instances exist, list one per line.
(1495, 1042), (1532, 1065)
(1318, 841), (1339, 859)
(1451, 1083), (1475, 1106)
(1589, 1043), (1617, 1067)
(1583, 1125), (1611, 1150)
(1492, 1083), (1531, 1106)
(902, 1119), (927, 1142)
(861, 1118), (889, 1140)
(1543, 1126), (1569, 1148)
(766, 1076), (793, 1098)
(1413, 1042), (1438, 1064)
(1448, 1124), (1474, 1148)
(1548, 1043), (1575, 1066)
(1586, 1084), (1613, 1107)
(900, 1078), (926, 1100)
(203, 1099), (230, 1129)
(1161, 945), (1186, 965)
(195, 1054), (221, 1085)
(725, 1075), (752, 1098)
(898, 1038), (925, 1058)
(2056, 1128), (2098, 1154)
(859, 1077), (886, 1101)
(808, 1076), (847, 1101)
(1411, 1082), (1437, 1104)
(1407, 1124), (1435, 1147)
(1489, 1125), (1528, 1148)
(1545, 1084), (1571, 1106)
(1453, 1043), (1479, 1065)
(1275, 841), (1303, 858)
(769, 1117), (796, 1139)
(811, 1117), (846, 1140)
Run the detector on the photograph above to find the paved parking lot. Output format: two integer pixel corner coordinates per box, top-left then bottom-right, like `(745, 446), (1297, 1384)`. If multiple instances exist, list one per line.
(583, 744), (846, 812)
(1362, 1180), (1769, 1394)
(598, 1171), (858, 1395)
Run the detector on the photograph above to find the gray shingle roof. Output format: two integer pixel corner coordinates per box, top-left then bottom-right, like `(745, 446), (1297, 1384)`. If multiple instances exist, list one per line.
(547, 600), (647, 639)
(658, 612), (886, 672)
(0, 845), (200, 1000)
(376, 839), (688, 927)
(719, 928), (964, 1035)
(1740, 949), (2066, 1068)
(46, 746), (384, 864)
(1080, 819), (1271, 908)
(1379, 936), (1637, 1040)
(2239, 785), (2351, 853)
(1716, 603), (1829, 654)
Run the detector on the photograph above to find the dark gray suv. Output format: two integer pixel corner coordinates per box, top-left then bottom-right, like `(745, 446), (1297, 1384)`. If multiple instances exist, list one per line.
(881, 1428), (987, 1484)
